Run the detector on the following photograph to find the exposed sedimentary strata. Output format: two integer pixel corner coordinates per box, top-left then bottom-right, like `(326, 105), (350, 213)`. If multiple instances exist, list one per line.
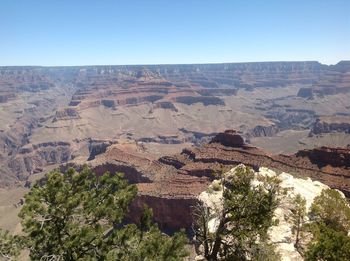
(137, 135), (182, 145)
(1, 61), (350, 188)
(297, 86), (350, 99)
(195, 88), (237, 96)
(128, 194), (198, 232)
(173, 96), (225, 106)
(87, 140), (113, 161)
(209, 129), (244, 147)
(86, 143), (209, 231)
(296, 146), (350, 168)
(310, 117), (350, 135)
(4, 128), (341, 237)
(153, 101), (178, 112)
(266, 108), (316, 131)
(53, 108), (80, 122)
(73, 131), (350, 232)
(248, 124), (279, 137)
(162, 131), (350, 196)
(9, 142), (72, 178)
(296, 61), (350, 99)
(197, 164), (334, 261)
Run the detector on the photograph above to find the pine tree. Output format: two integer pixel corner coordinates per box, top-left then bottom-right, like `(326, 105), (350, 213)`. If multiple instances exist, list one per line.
(18, 167), (188, 260)
(309, 189), (350, 232)
(291, 194), (307, 253)
(305, 224), (350, 261)
(305, 189), (350, 261)
(0, 228), (23, 260)
(193, 165), (281, 260)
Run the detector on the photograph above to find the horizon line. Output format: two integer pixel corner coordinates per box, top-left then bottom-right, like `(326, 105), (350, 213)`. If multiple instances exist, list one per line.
(0, 60), (349, 68)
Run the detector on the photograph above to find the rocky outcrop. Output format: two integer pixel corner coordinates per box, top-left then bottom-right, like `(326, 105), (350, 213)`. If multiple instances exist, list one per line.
(153, 101), (178, 112)
(140, 95), (163, 103)
(161, 132), (350, 197)
(296, 146), (350, 168)
(101, 95), (164, 108)
(266, 108), (316, 130)
(310, 117), (350, 135)
(197, 164), (334, 261)
(92, 163), (151, 184)
(87, 140), (113, 161)
(248, 125), (279, 137)
(101, 99), (116, 108)
(297, 86), (350, 99)
(80, 131), (350, 232)
(178, 128), (216, 145)
(297, 87), (314, 99)
(7, 142), (72, 182)
(196, 88), (237, 96)
(210, 130), (244, 147)
(68, 100), (81, 106)
(76, 143), (210, 231)
(138, 135), (182, 144)
(158, 156), (186, 169)
(174, 96), (225, 106)
(128, 195), (197, 232)
(53, 108), (80, 122)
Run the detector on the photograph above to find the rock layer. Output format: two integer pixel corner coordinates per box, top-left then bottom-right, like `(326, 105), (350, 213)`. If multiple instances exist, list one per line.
(83, 131), (350, 231)
(310, 117), (350, 135)
(1, 61), (350, 187)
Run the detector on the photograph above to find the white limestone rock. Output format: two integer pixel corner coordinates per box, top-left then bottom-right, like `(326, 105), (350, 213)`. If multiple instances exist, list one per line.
(196, 164), (342, 261)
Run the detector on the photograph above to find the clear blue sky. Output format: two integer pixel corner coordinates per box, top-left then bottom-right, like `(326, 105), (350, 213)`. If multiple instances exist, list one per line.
(0, 0), (349, 66)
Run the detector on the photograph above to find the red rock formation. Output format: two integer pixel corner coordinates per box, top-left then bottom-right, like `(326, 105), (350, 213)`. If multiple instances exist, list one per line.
(210, 130), (245, 147)
(9, 141), (72, 177)
(83, 143), (209, 231)
(128, 195), (197, 232)
(296, 147), (350, 168)
(83, 132), (350, 231)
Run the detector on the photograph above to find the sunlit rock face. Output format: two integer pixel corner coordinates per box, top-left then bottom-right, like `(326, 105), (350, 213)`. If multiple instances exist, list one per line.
(260, 167), (329, 261)
(198, 164), (340, 261)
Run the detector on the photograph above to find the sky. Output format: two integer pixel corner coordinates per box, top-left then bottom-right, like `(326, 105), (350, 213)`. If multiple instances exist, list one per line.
(0, 0), (349, 66)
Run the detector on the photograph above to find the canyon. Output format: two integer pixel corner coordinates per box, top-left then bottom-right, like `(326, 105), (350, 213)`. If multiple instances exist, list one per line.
(1, 61), (350, 235)
(94, 130), (350, 231)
